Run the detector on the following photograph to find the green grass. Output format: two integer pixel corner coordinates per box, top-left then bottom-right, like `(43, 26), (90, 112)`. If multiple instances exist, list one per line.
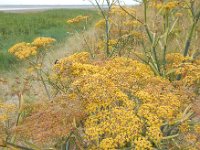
(0, 9), (99, 71)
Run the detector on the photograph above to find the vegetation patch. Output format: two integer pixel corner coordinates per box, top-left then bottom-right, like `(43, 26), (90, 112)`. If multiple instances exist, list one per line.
(0, 0), (200, 149)
(0, 9), (99, 70)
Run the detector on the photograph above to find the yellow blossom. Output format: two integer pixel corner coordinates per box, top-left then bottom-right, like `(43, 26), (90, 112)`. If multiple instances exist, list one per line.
(179, 122), (190, 133)
(32, 37), (56, 48)
(194, 124), (200, 134)
(147, 126), (163, 143)
(8, 42), (38, 59)
(185, 133), (198, 143)
(67, 15), (89, 24)
(48, 52), (196, 149)
(134, 137), (153, 150)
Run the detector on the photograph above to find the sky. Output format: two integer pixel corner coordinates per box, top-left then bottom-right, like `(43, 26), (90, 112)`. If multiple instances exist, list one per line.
(0, 0), (136, 5)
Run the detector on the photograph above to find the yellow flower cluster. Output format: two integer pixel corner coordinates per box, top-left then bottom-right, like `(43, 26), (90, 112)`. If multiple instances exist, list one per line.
(129, 31), (146, 40)
(147, 126), (163, 143)
(110, 6), (136, 16)
(94, 5), (144, 56)
(0, 114), (7, 122)
(151, 0), (179, 10)
(186, 133), (197, 143)
(0, 102), (16, 122)
(179, 121), (190, 133)
(32, 37), (56, 48)
(9, 37), (56, 59)
(67, 15), (89, 24)
(194, 124), (200, 134)
(163, 2), (178, 10)
(176, 121), (200, 149)
(108, 39), (118, 46)
(8, 42), (37, 59)
(123, 20), (141, 27)
(53, 52), (91, 75)
(50, 52), (194, 149)
(0, 102), (16, 140)
(50, 52), (92, 91)
(97, 39), (118, 51)
(134, 137), (153, 150)
(166, 53), (189, 68)
(85, 107), (142, 149)
(72, 74), (134, 113)
(0, 103), (16, 112)
(166, 53), (200, 86)
(103, 57), (154, 94)
(95, 19), (106, 29)
(136, 91), (181, 121)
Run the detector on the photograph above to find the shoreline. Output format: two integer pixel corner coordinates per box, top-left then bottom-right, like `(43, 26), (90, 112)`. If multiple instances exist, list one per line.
(0, 5), (96, 13)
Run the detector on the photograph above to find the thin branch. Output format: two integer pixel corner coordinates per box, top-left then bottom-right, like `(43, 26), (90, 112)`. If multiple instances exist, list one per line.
(117, 0), (143, 24)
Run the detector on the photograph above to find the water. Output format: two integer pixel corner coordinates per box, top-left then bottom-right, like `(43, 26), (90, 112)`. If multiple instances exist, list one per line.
(0, 5), (95, 12)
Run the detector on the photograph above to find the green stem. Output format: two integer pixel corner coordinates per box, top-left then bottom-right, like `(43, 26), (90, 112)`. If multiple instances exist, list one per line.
(162, 45), (167, 75)
(36, 69), (51, 100)
(152, 46), (161, 74)
(40, 73), (51, 100)
(105, 17), (110, 57)
(183, 9), (200, 56)
(144, 1), (153, 43)
(82, 34), (94, 58)
(94, 0), (111, 57)
(162, 134), (179, 140)
(183, 22), (196, 56)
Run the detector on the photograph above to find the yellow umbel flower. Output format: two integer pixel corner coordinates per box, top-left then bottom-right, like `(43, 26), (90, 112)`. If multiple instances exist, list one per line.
(134, 137), (153, 150)
(49, 52), (195, 149)
(9, 37), (56, 59)
(179, 122), (190, 133)
(0, 114), (7, 122)
(99, 138), (116, 150)
(8, 42), (38, 59)
(85, 107), (142, 149)
(32, 37), (56, 48)
(67, 15), (89, 24)
(123, 20), (141, 27)
(194, 124), (200, 134)
(151, 0), (179, 11)
(147, 126), (163, 143)
(95, 19), (106, 29)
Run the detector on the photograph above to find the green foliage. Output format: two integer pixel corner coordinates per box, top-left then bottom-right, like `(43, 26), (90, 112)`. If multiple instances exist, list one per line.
(0, 9), (99, 71)
(0, 52), (19, 72)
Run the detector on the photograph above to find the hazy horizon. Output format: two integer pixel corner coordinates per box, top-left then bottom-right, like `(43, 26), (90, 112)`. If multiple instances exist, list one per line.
(0, 0), (136, 5)
(0, 5), (98, 12)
